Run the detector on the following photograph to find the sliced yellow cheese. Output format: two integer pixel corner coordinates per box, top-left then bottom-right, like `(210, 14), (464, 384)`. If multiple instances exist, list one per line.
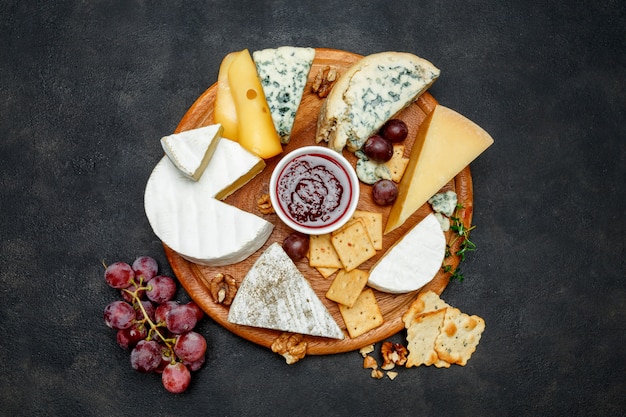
(214, 51), (240, 141)
(384, 105), (494, 234)
(228, 49), (282, 159)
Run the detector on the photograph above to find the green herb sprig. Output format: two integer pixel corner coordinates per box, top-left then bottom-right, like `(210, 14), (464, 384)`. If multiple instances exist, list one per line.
(442, 203), (477, 281)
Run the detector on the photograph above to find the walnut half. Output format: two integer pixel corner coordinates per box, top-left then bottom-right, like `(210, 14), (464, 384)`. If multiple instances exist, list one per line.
(209, 273), (237, 306)
(380, 342), (408, 370)
(311, 65), (338, 98)
(271, 332), (307, 365)
(257, 193), (274, 214)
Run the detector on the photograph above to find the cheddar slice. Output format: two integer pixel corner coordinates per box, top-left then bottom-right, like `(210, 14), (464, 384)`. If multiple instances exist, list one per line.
(214, 51), (241, 141)
(384, 105), (494, 234)
(228, 49), (282, 159)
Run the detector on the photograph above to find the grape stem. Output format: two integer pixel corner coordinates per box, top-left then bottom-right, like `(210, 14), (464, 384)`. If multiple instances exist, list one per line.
(122, 277), (177, 364)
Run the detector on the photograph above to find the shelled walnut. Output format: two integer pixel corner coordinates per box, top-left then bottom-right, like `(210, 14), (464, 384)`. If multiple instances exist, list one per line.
(380, 342), (408, 370)
(257, 193), (274, 214)
(311, 65), (338, 98)
(271, 332), (307, 365)
(208, 273), (237, 306)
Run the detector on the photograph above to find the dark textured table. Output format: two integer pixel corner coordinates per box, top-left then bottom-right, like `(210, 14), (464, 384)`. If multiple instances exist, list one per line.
(2, 1), (624, 416)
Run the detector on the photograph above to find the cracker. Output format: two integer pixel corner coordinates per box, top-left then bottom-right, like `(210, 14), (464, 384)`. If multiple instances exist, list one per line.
(434, 308), (485, 366)
(402, 290), (451, 327)
(315, 266), (339, 279)
(351, 210), (383, 250)
(405, 309), (450, 368)
(384, 145), (410, 182)
(338, 288), (384, 338)
(325, 269), (369, 307)
(331, 218), (376, 271)
(308, 233), (343, 268)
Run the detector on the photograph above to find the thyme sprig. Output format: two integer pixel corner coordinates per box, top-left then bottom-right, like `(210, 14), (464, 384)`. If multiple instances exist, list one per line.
(442, 203), (477, 282)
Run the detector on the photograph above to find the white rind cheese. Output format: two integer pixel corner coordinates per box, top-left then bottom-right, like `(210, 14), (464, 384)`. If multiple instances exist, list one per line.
(316, 52), (439, 153)
(367, 213), (445, 294)
(160, 124), (223, 181)
(228, 243), (345, 339)
(144, 138), (273, 266)
(253, 46), (315, 144)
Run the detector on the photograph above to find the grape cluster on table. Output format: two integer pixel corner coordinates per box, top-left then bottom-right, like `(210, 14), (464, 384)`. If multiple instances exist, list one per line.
(103, 256), (206, 394)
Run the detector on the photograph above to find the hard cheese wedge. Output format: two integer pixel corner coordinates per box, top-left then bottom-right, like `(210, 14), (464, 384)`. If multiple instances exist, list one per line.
(214, 51), (241, 141)
(144, 138), (273, 266)
(316, 51), (440, 153)
(160, 124), (223, 181)
(385, 105), (494, 234)
(253, 46), (315, 144)
(228, 243), (345, 339)
(228, 49), (282, 159)
(368, 213), (445, 294)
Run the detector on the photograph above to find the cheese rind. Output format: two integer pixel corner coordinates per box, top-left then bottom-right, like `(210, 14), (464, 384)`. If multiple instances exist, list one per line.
(385, 105), (494, 234)
(316, 52), (440, 153)
(228, 243), (345, 339)
(253, 47), (315, 144)
(160, 124), (223, 181)
(228, 49), (283, 159)
(368, 213), (445, 294)
(145, 138), (273, 266)
(214, 52), (241, 141)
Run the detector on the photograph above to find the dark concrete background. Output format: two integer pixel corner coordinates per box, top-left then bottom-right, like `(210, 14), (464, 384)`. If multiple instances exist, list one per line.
(1, 1), (624, 416)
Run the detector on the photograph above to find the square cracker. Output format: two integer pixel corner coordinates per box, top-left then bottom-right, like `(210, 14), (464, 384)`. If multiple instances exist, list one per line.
(331, 218), (376, 271)
(402, 290), (451, 328)
(351, 210), (383, 250)
(405, 309), (450, 368)
(326, 269), (369, 307)
(384, 145), (410, 182)
(315, 266), (339, 279)
(434, 307), (485, 366)
(309, 233), (343, 268)
(338, 288), (384, 338)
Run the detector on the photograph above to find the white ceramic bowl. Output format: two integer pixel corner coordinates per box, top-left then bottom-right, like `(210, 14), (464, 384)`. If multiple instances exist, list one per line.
(269, 146), (359, 235)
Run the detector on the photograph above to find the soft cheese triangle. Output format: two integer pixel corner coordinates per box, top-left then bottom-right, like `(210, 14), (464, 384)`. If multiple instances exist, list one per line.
(160, 124), (223, 181)
(368, 213), (445, 294)
(253, 46), (315, 144)
(316, 51), (440, 153)
(145, 138), (273, 266)
(228, 243), (345, 339)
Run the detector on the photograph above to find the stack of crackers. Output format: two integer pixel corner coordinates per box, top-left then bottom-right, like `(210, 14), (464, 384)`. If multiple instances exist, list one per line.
(308, 210), (385, 339)
(402, 290), (485, 367)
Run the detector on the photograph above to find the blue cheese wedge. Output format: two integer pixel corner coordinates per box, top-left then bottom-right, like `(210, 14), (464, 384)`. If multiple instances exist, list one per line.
(367, 213), (445, 294)
(144, 138), (273, 266)
(316, 52), (439, 152)
(160, 124), (223, 181)
(253, 47), (315, 144)
(228, 243), (345, 339)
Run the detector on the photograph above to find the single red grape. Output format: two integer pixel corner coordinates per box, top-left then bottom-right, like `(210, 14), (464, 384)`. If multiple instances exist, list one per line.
(155, 301), (179, 324)
(146, 275), (177, 304)
(132, 256), (158, 282)
(282, 232), (309, 261)
(162, 362), (191, 394)
(104, 262), (134, 289)
(174, 331), (207, 362)
(372, 179), (398, 206)
(120, 282), (145, 302)
(130, 340), (162, 373)
(165, 304), (198, 334)
(363, 135), (393, 162)
(186, 301), (204, 322)
(183, 355), (205, 372)
(116, 325), (147, 349)
(380, 119), (408, 143)
(104, 300), (135, 330)
(135, 300), (156, 322)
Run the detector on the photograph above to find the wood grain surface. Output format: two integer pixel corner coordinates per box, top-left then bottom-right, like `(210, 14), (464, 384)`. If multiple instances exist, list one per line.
(163, 48), (474, 355)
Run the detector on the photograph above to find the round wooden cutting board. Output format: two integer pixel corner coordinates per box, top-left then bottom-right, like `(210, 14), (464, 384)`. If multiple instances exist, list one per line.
(163, 48), (474, 355)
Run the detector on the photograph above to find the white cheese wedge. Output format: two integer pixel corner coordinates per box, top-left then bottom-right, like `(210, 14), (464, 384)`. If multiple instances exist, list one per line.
(144, 138), (273, 266)
(228, 243), (345, 339)
(160, 124), (223, 181)
(367, 213), (445, 294)
(253, 46), (315, 144)
(316, 51), (440, 152)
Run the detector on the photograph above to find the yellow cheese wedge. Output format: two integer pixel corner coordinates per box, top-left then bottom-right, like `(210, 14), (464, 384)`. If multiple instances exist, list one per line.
(384, 105), (494, 234)
(227, 49), (282, 159)
(214, 51), (240, 141)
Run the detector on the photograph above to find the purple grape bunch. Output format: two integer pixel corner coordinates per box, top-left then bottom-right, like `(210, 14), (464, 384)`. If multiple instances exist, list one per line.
(102, 256), (206, 394)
